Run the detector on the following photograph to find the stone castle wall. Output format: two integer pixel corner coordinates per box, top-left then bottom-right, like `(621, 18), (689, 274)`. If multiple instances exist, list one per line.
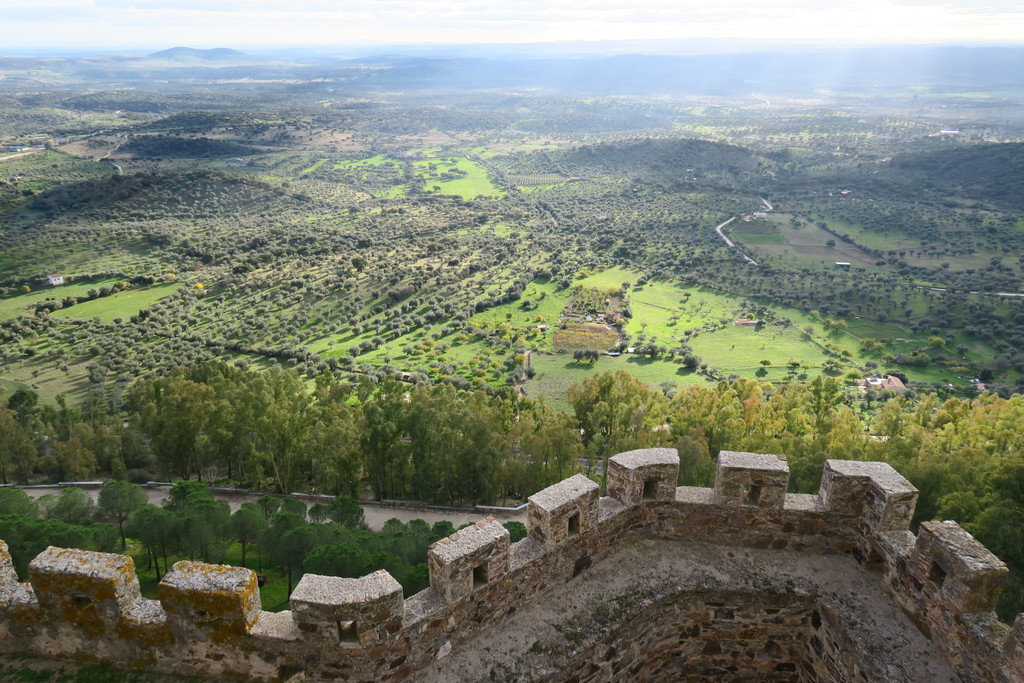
(0, 449), (1021, 681)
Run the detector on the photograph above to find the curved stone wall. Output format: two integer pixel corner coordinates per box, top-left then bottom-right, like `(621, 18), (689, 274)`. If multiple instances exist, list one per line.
(0, 449), (1021, 682)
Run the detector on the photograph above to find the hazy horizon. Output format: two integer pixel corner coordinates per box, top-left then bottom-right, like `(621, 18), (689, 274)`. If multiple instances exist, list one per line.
(4, 39), (1024, 62)
(3, 0), (1024, 55)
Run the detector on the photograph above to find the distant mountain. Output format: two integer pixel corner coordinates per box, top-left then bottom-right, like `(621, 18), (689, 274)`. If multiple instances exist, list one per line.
(147, 47), (254, 63)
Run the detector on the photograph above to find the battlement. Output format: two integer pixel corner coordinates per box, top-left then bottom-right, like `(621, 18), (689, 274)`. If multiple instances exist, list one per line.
(428, 517), (510, 602)
(0, 450), (1021, 682)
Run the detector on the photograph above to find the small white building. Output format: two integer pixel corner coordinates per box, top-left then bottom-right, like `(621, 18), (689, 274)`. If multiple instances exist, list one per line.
(48, 273), (64, 286)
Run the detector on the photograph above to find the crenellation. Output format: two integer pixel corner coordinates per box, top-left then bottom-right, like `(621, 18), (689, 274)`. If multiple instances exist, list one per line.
(28, 547), (141, 636)
(0, 451), (1021, 682)
(820, 460), (918, 532)
(427, 518), (510, 603)
(401, 587), (445, 628)
(508, 535), (544, 572)
(675, 485), (714, 505)
(0, 541), (18, 591)
(290, 571), (403, 647)
(912, 520), (1008, 614)
(527, 473), (599, 549)
(607, 447), (680, 505)
(714, 451), (789, 508)
(159, 561), (262, 641)
(783, 492), (823, 513)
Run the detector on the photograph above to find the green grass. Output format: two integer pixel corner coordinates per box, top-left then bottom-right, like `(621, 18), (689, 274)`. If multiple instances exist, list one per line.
(576, 265), (641, 291)
(732, 231), (788, 244)
(417, 157), (504, 199)
(300, 157), (328, 174)
(689, 325), (835, 378)
(332, 154), (390, 169)
(0, 279), (121, 321)
(527, 351), (706, 411)
(0, 378), (30, 399)
(51, 283), (181, 322)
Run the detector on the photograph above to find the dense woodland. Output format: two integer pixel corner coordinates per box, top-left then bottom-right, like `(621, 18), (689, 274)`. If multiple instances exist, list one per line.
(2, 48), (1024, 619)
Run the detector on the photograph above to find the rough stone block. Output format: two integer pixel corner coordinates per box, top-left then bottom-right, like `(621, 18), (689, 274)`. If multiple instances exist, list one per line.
(1006, 614), (1024, 667)
(819, 460), (917, 532)
(0, 541), (18, 592)
(290, 570), (403, 647)
(428, 518), (510, 603)
(28, 546), (140, 636)
(714, 451), (789, 509)
(912, 520), (1008, 614)
(159, 561), (261, 640)
(528, 474), (600, 550)
(607, 448), (679, 506)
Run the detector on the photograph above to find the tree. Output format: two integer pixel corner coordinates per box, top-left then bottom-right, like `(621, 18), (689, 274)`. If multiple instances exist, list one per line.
(568, 370), (670, 486)
(255, 495), (281, 521)
(177, 496), (231, 563)
(130, 375), (215, 480)
(235, 368), (313, 494)
(0, 406), (37, 485)
(361, 379), (410, 500)
(0, 488), (39, 518)
(53, 436), (96, 481)
(309, 398), (362, 498)
(46, 487), (95, 525)
(326, 496), (365, 529)
(231, 503), (266, 570)
(98, 481), (147, 549)
(127, 504), (178, 579)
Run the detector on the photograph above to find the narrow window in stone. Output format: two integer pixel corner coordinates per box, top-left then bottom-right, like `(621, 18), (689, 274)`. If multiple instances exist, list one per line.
(473, 562), (489, 590)
(279, 664), (304, 680)
(928, 561), (947, 589)
(744, 484), (762, 506)
(72, 595), (91, 608)
(338, 620), (359, 645)
(642, 479), (658, 502)
(567, 512), (580, 537)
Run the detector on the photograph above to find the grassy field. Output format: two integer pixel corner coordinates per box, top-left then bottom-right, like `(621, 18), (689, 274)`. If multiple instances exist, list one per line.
(527, 351), (707, 411)
(0, 278), (122, 320)
(689, 325), (833, 378)
(414, 156), (503, 199)
(733, 218), (880, 269)
(51, 283), (181, 322)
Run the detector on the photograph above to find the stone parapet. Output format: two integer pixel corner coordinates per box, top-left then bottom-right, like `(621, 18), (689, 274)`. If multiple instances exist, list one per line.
(28, 546), (140, 638)
(714, 451), (789, 508)
(912, 520), (1008, 614)
(607, 447), (680, 506)
(428, 518), (510, 603)
(820, 459), (918, 531)
(527, 473), (599, 549)
(0, 449), (1020, 682)
(159, 561), (261, 641)
(290, 570), (403, 647)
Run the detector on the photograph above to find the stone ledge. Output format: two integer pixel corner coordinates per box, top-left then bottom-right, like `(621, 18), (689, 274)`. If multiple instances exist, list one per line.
(610, 448), (679, 469)
(528, 475), (599, 514)
(428, 519), (508, 565)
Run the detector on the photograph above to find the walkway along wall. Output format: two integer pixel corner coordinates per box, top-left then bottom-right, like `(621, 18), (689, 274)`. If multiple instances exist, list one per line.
(0, 448), (1022, 681)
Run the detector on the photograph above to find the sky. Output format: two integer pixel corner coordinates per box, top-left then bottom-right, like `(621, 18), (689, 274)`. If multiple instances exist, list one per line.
(1, 0), (1023, 52)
